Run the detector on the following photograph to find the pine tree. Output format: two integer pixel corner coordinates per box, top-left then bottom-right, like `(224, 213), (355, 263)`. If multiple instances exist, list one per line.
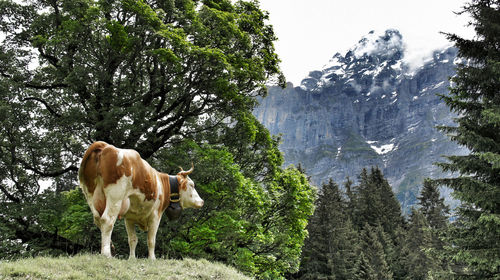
(437, 0), (500, 278)
(344, 177), (356, 213)
(418, 179), (450, 231)
(353, 251), (378, 280)
(404, 208), (436, 280)
(354, 167), (404, 238)
(415, 180), (452, 278)
(297, 179), (359, 280)
(359, 223), (394, 280)
(353, 168), (383, 229)
(370, 167), (404, 238)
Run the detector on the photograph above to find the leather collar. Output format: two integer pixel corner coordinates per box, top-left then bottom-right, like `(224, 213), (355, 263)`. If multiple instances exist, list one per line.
(165, 175), (182, 221)
(169, 175), (180, 203)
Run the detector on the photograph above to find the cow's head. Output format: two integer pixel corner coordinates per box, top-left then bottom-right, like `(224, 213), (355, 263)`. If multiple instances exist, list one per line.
(177, 164), (204, 209)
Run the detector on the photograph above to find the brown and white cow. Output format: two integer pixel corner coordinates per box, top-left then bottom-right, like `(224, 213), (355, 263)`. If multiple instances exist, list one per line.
(78, 141), (203, 259)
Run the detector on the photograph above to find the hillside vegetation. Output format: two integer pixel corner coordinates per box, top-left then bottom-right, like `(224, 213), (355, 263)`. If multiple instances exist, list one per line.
(0, 254), (252, 280)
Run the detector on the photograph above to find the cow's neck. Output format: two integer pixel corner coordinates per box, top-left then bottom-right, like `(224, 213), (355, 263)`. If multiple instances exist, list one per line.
(164, 174), (182, 221)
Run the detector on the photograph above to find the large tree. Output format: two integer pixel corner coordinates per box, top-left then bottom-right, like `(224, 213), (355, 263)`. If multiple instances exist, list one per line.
(0, 0), (308, 268)
(438, 0), (500, 278)
(0, 0), (284, 192)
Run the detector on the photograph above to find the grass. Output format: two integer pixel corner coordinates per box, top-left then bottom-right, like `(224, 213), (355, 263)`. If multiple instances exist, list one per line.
(0, 254), (253, 280)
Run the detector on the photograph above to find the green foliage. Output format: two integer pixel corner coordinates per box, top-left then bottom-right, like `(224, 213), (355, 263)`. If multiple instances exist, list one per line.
(0, 0), (285, 189)
(359, 223), (394, 280)
(352, 167), (404, 239)
(59, 189), (100, 252)
(436, 0), (500, 278)
(294, 167), (457, 280)
(296, 179), (357, 280)
(43, 141), (314, 279)
(404, 209), (434, 280)
(148, 141), (315, 279)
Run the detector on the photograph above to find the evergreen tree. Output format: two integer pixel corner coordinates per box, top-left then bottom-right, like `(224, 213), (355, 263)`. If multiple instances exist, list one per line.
(359, 223), (393, 280)
(418, 179), (450, 254)
(404, 208), (436, 280)
(353, 168), (382, 229)
(437, 0), (500, 277)
(418, 179), (450, 231)
(297, 179), (359, 280)
(415, 180), (452, 278)
(354, 167), (404, 238)
(353, 251), (378, 280)
(344, 177), (356, 219)
(370, 167), (404, 238)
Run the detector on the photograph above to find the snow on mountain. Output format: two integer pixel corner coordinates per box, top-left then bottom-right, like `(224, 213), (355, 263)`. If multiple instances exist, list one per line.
(255, 30), (467, 212)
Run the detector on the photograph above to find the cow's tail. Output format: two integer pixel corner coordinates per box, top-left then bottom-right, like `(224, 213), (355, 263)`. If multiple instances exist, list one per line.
(79, 141), (108, 185)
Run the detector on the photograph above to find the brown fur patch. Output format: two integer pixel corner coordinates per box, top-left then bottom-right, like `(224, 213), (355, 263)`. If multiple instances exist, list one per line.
(178, 175), (188, 191)
(157, 173), (171, 214)
(129, 152), (156, 200)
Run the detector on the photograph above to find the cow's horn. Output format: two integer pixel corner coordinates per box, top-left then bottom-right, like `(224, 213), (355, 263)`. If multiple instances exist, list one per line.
(179, 163), (194, 177)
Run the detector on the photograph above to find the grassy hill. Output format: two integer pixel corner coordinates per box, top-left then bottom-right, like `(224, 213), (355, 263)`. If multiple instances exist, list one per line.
(0, 254), (252, 280)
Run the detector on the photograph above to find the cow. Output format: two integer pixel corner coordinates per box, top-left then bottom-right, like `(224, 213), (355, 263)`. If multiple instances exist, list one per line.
(78, 141), (204, 259)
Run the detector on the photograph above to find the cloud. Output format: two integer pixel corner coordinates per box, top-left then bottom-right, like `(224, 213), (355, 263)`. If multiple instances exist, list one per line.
(402, 41), (454, 73)
(353, 29), (404, 59)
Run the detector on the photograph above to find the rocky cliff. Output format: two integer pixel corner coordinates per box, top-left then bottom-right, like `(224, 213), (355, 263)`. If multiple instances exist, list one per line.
(254, 30), (467, 211)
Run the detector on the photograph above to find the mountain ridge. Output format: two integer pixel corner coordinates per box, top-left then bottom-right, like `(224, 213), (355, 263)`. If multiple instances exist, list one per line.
(255, 30), (467, 211)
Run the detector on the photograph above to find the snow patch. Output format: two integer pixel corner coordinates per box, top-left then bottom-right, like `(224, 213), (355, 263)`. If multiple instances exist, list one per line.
(391, 60), (402, 70)
(367, 141), (397, 155)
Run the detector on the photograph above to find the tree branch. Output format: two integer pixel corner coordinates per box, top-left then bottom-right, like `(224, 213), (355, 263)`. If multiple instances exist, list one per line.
(0, 183), (21, 203)
(24, 82), (68, 90)
(17, 157), (78, 177)
(37, 46), (60, 68)
(22, 97), (62, 117)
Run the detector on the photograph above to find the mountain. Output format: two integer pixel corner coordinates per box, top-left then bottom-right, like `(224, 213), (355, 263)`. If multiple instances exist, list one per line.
(254, 29), (467, 211)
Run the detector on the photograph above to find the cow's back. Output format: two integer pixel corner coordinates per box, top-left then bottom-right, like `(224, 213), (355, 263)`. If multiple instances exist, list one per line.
(79, 141), (161, 218)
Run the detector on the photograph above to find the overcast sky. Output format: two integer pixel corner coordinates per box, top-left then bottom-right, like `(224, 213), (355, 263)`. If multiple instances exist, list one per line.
(259, 0), (475, 85)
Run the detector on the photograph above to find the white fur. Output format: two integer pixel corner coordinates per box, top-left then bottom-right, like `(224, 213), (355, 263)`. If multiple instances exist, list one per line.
(179, 177), (204, 209)
(116, 150), (124, 166)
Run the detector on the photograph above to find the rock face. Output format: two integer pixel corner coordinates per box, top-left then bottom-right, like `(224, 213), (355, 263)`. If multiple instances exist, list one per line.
(254, 30), (467, 211)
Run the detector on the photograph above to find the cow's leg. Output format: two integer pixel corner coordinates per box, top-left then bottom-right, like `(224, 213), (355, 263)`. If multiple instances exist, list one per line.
(124, 218), (138, 259)
(99, 202), (120, 257)
(147, 213), (161, 260)
(100, 179), (127, 257)
(80, 183), (103, 227)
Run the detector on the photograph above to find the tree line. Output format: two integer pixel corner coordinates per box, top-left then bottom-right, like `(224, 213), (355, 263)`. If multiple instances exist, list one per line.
(291, 167), (451, 280)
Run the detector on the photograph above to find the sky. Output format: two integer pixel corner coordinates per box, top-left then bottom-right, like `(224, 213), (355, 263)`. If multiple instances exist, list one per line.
(258, 0), (475, 85)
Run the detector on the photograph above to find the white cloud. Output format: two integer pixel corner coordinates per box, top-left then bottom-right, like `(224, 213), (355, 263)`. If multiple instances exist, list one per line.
(259, 0), (474, 85)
